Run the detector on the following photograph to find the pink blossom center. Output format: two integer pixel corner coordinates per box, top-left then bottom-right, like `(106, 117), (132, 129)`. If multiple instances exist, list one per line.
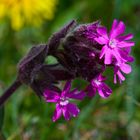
(94, 79), (101, 86)
(109, 39), (117, 48)
(115, 62), (120, 67)
(59, 97), (69, 106)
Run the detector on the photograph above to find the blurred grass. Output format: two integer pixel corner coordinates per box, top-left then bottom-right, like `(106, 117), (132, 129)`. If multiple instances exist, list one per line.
(0, 0), (140, 139)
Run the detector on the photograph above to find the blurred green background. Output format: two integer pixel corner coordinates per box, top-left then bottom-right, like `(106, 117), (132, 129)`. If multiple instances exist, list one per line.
(0, 0), (140, 139)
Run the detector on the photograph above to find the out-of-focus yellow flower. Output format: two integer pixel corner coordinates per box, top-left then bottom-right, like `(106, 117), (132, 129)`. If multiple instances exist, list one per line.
(0, 0), (58, 30)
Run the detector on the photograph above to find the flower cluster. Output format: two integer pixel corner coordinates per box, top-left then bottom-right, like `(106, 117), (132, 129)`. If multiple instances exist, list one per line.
(42, 19), (134, 121)
(94, 20), (134, 83)
(0, 19), (134, 122)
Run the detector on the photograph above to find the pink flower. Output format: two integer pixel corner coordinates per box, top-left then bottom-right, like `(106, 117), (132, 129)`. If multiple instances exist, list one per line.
(43, 81), (85, 122)
(87, 74), (112, 98)
(94, 19), (135, 64)
(113, 62), (132, 84)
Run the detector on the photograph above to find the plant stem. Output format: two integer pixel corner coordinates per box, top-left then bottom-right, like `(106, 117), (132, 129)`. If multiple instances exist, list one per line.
(0, 79), (22, 107)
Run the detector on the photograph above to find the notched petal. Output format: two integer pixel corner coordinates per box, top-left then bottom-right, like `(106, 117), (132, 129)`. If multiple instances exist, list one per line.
(52, 104), (62, 122)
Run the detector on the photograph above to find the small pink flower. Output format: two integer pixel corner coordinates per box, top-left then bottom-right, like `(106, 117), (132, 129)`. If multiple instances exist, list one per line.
(43, 81), (85, 122)
(87, 74), (112, 98)
(113, 62), (132, 84)
(94, 19), (134, 64)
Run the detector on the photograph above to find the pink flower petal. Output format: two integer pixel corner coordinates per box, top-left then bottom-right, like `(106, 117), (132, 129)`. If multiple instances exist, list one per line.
(97, 74), (106, 81)
(120, 63), (132, 74)
(94, 37), (108, 44)
(52, 104), (62, 122)
(62, 106), (71, 121)
(109, 19), (118, 37)
(67, 103), (80, 117)
(101, 83), (112, 93)
(98, 88), (110, 98)
(62, 81), (71, 96)
(114, 74), (117, 84)
(117, 33), (134, 41)
(117, 41), (135, 48)
(117, 70), (125, 83)
(118, 48), (134, 62)
(110, 20), (125, 39)
(104, 48), (112, 64)
(44, 89), (59, 103)
(97, 27), (108, 39)
(100, 45), (108, 59)
(124, 47), (131, 54)
(112, 48), (122, 64)
(68, 89), (85, 100)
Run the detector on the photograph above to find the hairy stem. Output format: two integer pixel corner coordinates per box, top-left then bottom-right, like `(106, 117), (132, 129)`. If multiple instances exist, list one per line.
(0, 79), (22, 107)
